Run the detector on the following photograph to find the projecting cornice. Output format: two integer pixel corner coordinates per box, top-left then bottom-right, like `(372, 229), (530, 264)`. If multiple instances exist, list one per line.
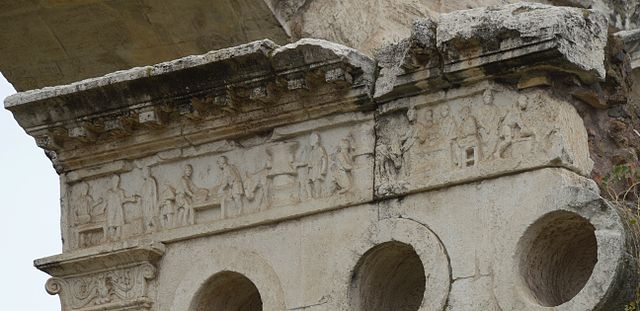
(5, 39), (375, 173)
(374, 3), (609, 102)
(6, 3), (630, 175)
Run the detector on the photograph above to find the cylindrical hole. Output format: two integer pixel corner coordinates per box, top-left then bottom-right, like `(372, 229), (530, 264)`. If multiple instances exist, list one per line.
(191, 271), (262, 311)
(350, 241), (426, 311)
(517, 211), (598, 307)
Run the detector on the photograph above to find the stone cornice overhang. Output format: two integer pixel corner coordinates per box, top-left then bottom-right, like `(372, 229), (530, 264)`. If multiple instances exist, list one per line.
(374, 3), (609, 103)
(4, 4), (622, 178)
(5, 39), (376, 173)
(35, 241), (165, 277)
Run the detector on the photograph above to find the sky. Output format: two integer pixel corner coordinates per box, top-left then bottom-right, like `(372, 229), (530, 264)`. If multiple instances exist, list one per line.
(0, 74), (61, 310)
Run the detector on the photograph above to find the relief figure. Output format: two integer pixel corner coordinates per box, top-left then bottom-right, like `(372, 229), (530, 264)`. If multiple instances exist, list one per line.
(73, 182), (103, 226)
(73, 182), (105, 248)
(436, 105), (456, 169)
(298, 132), (327, 199)
(244, 163), (270, 212)
(329, 138), (354, 194)
(159, 185), (176, 229)
(375, 132), (405, 195)
(411, 108), (447, 175)
(478, 89), (502, 160)
(494, 95), (535, 159)
(140, 167), (158, 232)
(217, 156), (245, 217)
(453, 106), (483, 168)
(400, 106), (427, 175)
(103, 175), (138, 241)
(175, 164), (208, 226)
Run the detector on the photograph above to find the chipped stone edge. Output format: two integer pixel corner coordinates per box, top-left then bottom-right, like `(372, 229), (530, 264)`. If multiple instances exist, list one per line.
(4, 40), (279, 109)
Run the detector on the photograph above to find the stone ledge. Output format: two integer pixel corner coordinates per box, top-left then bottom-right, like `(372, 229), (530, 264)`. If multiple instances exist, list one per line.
(5, 39), (375, 173)
(375, 3), (609, 102)
(35, 241), (165, 277)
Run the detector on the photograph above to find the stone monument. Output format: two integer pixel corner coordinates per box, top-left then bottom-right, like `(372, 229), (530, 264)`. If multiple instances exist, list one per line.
(3, 1), (640, 310)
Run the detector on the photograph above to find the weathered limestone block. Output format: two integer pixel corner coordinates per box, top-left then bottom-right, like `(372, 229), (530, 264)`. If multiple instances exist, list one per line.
(5, 39), (375, 174)
(36, 242), (165, 311)
(374, 82), (593, 197)
(6, 39), (376, 254)
(377, 168), (638, 311)
(4, 3), (639, 310)
(375, 3), (609, 101)
(54, 112), (374, 252)
(140, 168), (635, 311)
(1, 0), (637, 92)
(280, 0), (637, 56)
(438, 3), (608, 80)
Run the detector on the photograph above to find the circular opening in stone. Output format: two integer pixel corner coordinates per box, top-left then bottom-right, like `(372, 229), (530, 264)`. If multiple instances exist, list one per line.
(517, 211), (598, 307)
(190, 271), (262, 311)
(350, 241), (426, 311)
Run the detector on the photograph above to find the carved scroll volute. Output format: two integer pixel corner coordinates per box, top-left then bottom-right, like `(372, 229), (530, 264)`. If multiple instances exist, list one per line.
(43, 262), (159, 311)
(46, 277), (72, 310)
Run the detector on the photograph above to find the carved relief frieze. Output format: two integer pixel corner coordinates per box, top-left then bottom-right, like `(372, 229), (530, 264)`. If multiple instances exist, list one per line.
(374, 83), (593, 197)
(63, 114), (374, 249)
(46, 263), (157, 311)
(40, 243), (164, 311)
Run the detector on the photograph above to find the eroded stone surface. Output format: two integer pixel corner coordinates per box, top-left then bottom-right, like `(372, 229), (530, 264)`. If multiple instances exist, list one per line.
(36, 168), (636, 311)
(2, 0), (637, 92)
(375, 3), (609, 101)
(5, 39), (376, 174)
(4, 2), (638, 311)
(374, 82), (593, 197)
(58, 113), (374, 251)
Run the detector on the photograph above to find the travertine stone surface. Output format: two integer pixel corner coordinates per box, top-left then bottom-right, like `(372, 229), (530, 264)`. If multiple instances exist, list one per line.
(54, 112), (374, 252)
(35, 168), (635, 310)
(374, 82), (593, 197)
(5, 2), (639, 311)
(37, 242), (165, 311)
(6, 39), (375, 174)
(2, 0), (637, 91)
(375, 3), (609, 101)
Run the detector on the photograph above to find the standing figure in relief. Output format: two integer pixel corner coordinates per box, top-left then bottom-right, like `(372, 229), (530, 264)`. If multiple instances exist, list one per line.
(244, 163), (270, 212)
(423, 109), (439, 145)
(437, 105), (456, 169)
(400, 106), (427, 175)
(159, 185), (176, 229)
(303, 132), (328, 198)
(453, 106), (483, 168)
(377, 137), (402, 180)
(104, 175), (138, 241)
(330, 138), (354, 194)
(478, 88), (502, 159)
(217, 156), (245, 217)
(175, 164), (208, 226)
(140, 167), (158, 233)
(73, 182), (103, 226)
